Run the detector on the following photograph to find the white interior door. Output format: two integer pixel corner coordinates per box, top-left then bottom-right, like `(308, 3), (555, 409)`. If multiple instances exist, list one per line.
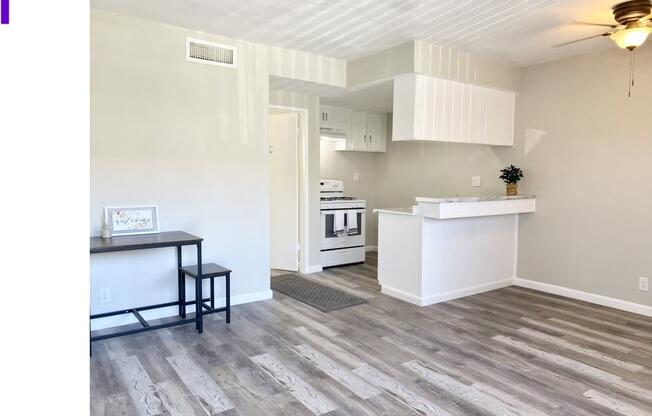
(270, 112), (299, 271)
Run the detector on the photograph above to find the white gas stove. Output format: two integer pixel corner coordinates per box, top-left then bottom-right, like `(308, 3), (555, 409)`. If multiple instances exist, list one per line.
(320, 179), (366, 267)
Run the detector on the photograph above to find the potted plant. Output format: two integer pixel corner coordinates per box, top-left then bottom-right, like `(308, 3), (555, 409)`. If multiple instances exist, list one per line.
(499, 165), (523, 196)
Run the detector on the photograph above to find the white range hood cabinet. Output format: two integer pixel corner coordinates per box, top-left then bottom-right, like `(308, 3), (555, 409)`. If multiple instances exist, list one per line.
(392, 73), (515, 146)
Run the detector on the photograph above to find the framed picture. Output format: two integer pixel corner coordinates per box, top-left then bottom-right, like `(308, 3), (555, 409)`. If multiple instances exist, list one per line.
(104, 206), (160, 236)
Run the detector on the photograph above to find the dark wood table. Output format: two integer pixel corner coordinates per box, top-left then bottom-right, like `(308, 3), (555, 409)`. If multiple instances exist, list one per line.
(90, 231), (205, 347)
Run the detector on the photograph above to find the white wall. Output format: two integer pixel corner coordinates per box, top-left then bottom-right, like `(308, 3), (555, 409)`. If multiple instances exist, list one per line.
(502, 45), (652, 307)
(90, 11), (345, 328)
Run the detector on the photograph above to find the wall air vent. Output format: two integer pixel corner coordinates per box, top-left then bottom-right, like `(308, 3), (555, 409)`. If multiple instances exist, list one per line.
(186, 37), (237, 68)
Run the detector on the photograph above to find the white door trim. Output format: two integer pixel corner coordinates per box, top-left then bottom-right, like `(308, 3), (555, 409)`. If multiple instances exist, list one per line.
(269, 105), (310, 274)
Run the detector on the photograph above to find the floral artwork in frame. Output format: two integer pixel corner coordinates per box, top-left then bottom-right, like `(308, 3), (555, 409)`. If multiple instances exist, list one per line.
(104, 206), (160, 236)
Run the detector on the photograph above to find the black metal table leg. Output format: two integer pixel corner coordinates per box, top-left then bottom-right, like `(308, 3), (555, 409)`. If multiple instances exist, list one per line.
(195, 242), (203, 333)
(226, 273), (231, 323)
(210, 277), (215, 309)
(177, 245), (184, 318)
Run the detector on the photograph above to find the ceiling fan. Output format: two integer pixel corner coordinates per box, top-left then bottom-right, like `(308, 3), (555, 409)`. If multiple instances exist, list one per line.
(554, 0), (652, 50)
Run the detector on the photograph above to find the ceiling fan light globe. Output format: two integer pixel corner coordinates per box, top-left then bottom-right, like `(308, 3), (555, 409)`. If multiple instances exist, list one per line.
(609, 25), (652, 49)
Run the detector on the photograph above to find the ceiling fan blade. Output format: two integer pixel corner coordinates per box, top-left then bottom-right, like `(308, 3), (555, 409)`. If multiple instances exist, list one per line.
(573, 21), (618, 28)
(553, 32), (612, 48)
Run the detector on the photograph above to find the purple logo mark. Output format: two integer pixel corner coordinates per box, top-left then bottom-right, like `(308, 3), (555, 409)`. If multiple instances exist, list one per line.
(1, 0), (8, 25)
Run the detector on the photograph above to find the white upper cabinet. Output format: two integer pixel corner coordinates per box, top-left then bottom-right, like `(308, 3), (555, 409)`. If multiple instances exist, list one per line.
(392, 73), (515, 146)
(320, 105), (351, 137)
(321, 105), (388, 153)
(366, 112), (387, 152)
(349, 111), (367, 151)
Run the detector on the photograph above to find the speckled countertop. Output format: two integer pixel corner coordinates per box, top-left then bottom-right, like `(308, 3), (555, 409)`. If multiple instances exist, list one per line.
(416, 195), (535, 203)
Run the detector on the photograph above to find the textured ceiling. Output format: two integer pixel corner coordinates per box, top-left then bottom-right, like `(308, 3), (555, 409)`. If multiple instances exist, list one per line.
(92, 0), (623, 66)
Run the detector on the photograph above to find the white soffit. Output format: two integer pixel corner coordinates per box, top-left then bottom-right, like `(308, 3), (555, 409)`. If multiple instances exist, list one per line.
(321, 80), (395, 113)
(91, 0), (619, 66)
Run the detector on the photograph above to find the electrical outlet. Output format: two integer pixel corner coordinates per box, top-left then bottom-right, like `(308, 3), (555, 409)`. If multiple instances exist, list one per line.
(639, 277), (649, 292)
(353, 171), (359, 181)
(471, 176), (481, 187)
(99, 287), (112, 303)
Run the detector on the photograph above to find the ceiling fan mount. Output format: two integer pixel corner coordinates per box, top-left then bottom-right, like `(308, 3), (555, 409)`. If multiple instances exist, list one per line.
(612, 0), (651, 25)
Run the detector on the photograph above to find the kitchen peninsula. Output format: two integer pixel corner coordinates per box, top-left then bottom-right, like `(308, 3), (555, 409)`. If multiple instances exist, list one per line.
(374, 195), (535, 306)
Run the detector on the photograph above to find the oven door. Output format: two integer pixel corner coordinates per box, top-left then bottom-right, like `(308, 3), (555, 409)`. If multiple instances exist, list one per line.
(320, 208), (366, 250)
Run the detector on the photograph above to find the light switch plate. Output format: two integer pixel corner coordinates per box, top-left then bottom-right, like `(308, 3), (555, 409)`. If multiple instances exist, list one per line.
(353, 172), (359, 181)
(471, 176), (481, 187)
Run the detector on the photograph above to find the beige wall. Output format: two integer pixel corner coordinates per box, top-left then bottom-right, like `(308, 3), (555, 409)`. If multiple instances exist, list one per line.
(91, 11), (344, 328)
(502, 45), (652, 306)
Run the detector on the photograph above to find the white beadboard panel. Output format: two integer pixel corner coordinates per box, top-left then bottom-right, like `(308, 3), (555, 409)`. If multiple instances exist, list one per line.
(376, 212), (423, 298)
(416, 198), (536, 219)
(392, 73), (515, 146)
(421, 215), (518, 298)
(376, 210), (520, 306)
(391, 73), (417, 141)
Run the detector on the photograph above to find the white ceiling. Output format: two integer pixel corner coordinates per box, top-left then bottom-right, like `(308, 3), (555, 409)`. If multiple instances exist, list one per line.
(92, 0), (623, 66)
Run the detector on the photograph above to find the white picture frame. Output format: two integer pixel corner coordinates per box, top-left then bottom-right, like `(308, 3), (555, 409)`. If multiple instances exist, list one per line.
(104, 205), (160, 236)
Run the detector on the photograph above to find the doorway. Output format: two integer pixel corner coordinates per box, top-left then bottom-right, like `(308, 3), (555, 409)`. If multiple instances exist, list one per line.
(269, 105), (309, 274)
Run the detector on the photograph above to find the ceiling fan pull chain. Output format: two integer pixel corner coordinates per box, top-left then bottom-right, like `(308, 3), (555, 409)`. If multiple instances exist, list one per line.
(628, 51), (633, 98)
(632, 50), (636, 88)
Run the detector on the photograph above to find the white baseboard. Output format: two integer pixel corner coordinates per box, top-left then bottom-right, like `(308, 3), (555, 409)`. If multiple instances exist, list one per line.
(365, 246), (378, 252)
(303, 265), (323, 274)
(380, 286), (424, 305)
(91, 290), (273, 331)
(382, 279), (513, 307)
(421, 279), (513, 306)
(513, 278), (652, 317)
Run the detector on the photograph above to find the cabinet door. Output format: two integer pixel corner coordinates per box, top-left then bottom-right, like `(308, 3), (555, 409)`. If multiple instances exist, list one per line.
(366, 113), (387, 152)
(377, 113), (387, 152)
(320, 107), (328, 129)
(321, 106), (352, 132)
(350, 111), (367, 151)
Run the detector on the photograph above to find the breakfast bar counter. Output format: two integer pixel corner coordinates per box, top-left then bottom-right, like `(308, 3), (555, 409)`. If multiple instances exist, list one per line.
(374, 195), (535, 306)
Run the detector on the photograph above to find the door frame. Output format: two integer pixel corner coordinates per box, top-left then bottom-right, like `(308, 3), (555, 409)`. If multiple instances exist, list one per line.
(269, 105), (310, 274)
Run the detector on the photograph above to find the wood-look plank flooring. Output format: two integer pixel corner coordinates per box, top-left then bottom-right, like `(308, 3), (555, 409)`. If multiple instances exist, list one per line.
(91, 252), (652, 415)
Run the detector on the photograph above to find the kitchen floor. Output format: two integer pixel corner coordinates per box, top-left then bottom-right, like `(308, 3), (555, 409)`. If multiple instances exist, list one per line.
(91, 252), (652, 415)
